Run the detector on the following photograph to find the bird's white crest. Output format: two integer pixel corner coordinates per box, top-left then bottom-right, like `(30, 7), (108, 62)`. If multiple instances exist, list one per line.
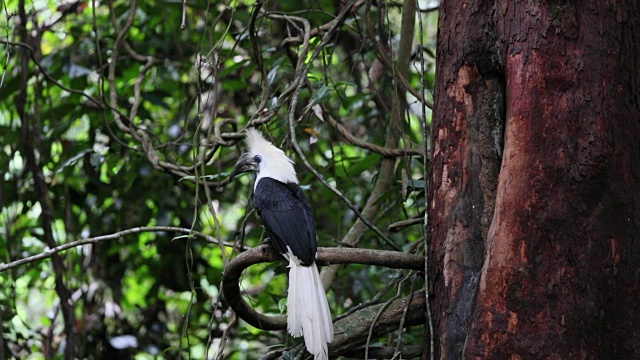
(245, 129), (298, 187)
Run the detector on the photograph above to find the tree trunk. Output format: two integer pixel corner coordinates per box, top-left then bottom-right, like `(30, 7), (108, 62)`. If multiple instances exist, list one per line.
(427, 1), (640, 359)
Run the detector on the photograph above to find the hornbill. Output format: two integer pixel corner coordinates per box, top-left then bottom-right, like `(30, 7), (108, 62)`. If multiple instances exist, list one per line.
(230, 129), (333, 359)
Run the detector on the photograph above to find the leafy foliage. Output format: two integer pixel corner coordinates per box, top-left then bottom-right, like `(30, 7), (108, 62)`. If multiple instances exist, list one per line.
(0, 0), (437, 358)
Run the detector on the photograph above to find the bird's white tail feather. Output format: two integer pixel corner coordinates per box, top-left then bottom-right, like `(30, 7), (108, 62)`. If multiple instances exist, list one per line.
(287, 257), (334, 360)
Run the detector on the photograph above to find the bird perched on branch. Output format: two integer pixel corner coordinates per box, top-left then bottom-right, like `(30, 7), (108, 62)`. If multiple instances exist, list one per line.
(230, 129), (333, 359)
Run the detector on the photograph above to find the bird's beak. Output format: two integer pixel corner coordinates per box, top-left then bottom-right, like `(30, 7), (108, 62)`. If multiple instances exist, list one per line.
(230, 153), (257, 180)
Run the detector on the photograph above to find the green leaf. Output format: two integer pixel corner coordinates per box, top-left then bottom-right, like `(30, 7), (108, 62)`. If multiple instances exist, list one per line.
(310, 85), (331, 107)
(55, 148), (92, 174)
(142, 91), (171, 109)
(278, 298), (287, 314)
(336, 154), (381, 178)
(402, 178), (426, 191)
(219, 58), (249, 78)
(222, 78), (248, 91)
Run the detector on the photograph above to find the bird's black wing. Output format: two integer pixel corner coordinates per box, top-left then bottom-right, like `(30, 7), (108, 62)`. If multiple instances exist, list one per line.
(253, 177), (317, 266)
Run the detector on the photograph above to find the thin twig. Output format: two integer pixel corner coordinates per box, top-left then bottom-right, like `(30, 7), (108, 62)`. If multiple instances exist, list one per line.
(326, 113), (424, 157)
(0, 226), (242, 273)
(388, 217), (424, 232)
(107, 0), (140, 135)
(0, 7), (11, 89)
(289, 127), (401, 251)
(248, 1), (271, 117)
(195, 52), (228, 266)
(394, 271), (419, 357)
(129, 56), (155, 124)
(274, 0), (365, 46)
(334, 269), (405, 321)
(181, 0), (187, 30)
(365, 295), (399, 360)
(0, 39), (103, 108)
(417, 1), (435, 358)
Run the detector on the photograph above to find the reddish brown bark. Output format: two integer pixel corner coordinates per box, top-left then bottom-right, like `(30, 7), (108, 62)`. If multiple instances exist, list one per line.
(428, 1), (640, 359)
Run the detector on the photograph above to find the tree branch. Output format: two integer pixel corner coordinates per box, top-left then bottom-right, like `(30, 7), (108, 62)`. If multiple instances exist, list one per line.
(326, 113), (425, 158)
(0, 39), (103, 108)
(272, 291), (426, 358)
(0, 227), (241, 273)
(417, 2), (436, 358)
(220, 244), (423, 331)
(388, 217), (424, 232)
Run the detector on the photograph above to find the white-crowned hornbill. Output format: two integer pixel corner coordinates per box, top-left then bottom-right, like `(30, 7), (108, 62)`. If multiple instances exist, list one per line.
(230, 129), (333, 359)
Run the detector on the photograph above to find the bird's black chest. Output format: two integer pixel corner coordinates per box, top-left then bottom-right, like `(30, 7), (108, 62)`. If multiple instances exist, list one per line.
(253, 178), (317, 266)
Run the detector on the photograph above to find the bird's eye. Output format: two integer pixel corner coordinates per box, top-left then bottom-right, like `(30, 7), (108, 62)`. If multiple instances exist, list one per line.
(253, 155), (262, 163)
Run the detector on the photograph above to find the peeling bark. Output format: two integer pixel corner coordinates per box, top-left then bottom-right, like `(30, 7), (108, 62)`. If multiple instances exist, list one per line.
(428, 1), (640, 359)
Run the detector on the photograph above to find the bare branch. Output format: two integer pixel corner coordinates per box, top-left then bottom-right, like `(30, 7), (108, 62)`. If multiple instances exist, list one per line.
(388, 217), (424, 232)
(107, 0), (141, 135)
(417, 2), (436, 357)
(0, 227), (240, 273)
(220, 244), (423, 331)
(326, 113), (425, 158)
(181, 0), (187, 30)
(0, 39), (103, 108)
